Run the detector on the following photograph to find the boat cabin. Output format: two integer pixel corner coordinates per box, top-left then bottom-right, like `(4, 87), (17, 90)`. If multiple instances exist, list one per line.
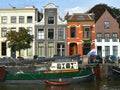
(49, 61), (78, 71)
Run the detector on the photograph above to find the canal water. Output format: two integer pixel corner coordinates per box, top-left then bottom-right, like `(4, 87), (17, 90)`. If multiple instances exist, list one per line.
(0, 79), (120, 90)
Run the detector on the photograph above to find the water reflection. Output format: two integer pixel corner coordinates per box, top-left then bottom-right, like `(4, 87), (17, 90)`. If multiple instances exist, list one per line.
(45, 85), (70, 90)
(0, 80), (120, 90)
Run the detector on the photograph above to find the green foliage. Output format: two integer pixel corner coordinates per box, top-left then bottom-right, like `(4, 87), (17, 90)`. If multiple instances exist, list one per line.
(87, 4), (120, 27)
(6, 27), (34, 56)
(33, 55), (38, 59)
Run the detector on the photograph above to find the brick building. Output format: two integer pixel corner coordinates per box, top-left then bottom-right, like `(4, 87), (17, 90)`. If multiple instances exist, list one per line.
(95, 10), (120, 57)
(66, 13), (95, 56)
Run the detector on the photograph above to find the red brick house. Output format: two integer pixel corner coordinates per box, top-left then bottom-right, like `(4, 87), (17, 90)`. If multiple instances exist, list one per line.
(66, 13), (95, 56)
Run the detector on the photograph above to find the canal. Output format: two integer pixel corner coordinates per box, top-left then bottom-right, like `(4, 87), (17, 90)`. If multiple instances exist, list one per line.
(0, 79), (120, 90)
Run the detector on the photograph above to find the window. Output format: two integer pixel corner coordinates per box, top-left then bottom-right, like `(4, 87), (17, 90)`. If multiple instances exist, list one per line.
(113, 46), (118, 56)
(19, 16), (24, 23)
(48, 43), (54, 57)
(27, 16), (32, 23)
(57, 64), (61, 69)
(19, 27), (24, 31)
(27, 27), (32, 35)
(38, 42), (44, 56)
(2, 42), (6, 55)
(70, 26), (76, 38)
(48, 29), (54, 39)
(112, 33), (117, 42)
(1, 28), (7, 37)
(1, 16), (7, 23)
(66, 63), (70, 69)
(97, 33), (102, 42)
(27, 47), (33, 56)
(38, 29), (44, 39)
(84, 27), (90, 38)
(11, 27), (16, 31)
(104, 21), (110, 29)
(105, 46), (110, 56)
(105, 33), (110, 42)
(11, 16), (16, 23)
(47, 9), (54, 14)
(77, 15), (84, 20)
(58, 28), (65, 40)
(57, 43), (65, 56)
(20, 50), (24, 56)
(48, 17), (54, 24)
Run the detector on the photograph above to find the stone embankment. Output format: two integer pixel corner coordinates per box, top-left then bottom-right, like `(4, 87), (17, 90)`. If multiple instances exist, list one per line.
(99, 64), (109, 79)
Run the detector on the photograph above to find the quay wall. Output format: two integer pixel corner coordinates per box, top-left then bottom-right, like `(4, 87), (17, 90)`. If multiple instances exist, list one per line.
(99, 64), (109, 79)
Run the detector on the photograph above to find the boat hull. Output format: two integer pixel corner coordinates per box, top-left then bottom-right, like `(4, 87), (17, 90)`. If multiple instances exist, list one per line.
(44, 80), (71, 85)
(0, 67), (95, 83)
(4, 74), (94, 84)
(47, 74), (94, 83)
(112, 66), (120, 79)
(112, 66), (120, 74)
(108, 65), (120, 80)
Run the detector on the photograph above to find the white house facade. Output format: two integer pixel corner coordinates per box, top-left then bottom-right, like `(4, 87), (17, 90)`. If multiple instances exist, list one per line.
(0, 6), (39, 58)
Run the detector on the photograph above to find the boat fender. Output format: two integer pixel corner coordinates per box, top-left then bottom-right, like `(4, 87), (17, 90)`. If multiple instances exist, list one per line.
(92, 68), (95, 74)
(0, 67), (7, 82)
(59, 78), (62, 82)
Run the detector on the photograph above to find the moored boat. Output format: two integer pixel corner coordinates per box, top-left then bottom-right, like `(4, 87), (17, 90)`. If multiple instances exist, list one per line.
(112, 65), (120, 74)
(44, 79), (70, 85)
(108, 58), (120, 80)
(0, 56), (96, 83)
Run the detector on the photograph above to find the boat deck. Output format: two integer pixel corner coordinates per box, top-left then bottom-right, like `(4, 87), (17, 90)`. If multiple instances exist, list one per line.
(44, 69), (79, 74)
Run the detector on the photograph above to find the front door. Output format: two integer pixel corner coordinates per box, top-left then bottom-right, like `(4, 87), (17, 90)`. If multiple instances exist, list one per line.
(97, 46), (102, 57)
(69, 43), (77, 55)
(83, 43), (91, 55)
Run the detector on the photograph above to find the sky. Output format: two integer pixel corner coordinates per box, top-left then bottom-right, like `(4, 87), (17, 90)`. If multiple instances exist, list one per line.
(0, 0), (120, 18)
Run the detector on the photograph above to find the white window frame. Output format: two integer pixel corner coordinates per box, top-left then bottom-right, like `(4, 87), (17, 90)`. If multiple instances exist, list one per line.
(1, 16), (7, 23)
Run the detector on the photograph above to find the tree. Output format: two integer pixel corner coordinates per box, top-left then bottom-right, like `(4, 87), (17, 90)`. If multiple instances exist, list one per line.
(87, 4), (120, 27)
(6, 27), (34, 57)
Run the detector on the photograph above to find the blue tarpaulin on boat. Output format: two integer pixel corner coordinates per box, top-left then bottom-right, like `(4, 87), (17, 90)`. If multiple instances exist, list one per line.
(109, 55), (116, 61)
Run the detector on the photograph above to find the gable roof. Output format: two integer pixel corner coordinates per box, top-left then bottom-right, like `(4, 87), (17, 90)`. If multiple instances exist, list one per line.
(96, 9), (117, 23)
(43, 3), (58, 9)
(68, 13), (94, 21)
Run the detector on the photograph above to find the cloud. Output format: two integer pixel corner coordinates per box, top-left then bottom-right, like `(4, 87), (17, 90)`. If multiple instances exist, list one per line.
(64, 6), (89, 14)
(59, 6), (89, 18)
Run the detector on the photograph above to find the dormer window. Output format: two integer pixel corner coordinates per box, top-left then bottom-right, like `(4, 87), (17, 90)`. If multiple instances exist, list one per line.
(77, 15), (84, 20)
